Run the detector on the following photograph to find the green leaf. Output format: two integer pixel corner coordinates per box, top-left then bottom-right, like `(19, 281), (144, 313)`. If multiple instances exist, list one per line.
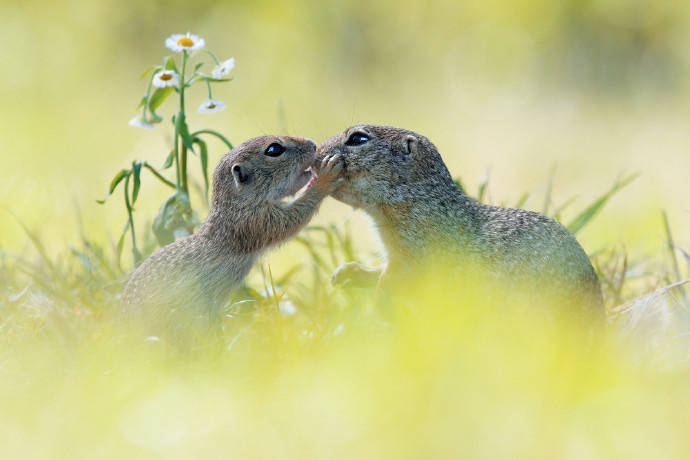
(140, 66), (155, 80)
(566, 173), (638, 235)
(191, 129), (234, 150)
(162, 55), (178, 72)
(106, 169), (131, 198)
(175, 111), (196, 152)
(148, 86), (174, 113)
(194, 62), (204, 72)
(142, 162), (176, 189)
(193, 138), (210, 200)
(131, 160), (143, 205)
(122, 174), (133, 215)
(161, 149), (175, 170)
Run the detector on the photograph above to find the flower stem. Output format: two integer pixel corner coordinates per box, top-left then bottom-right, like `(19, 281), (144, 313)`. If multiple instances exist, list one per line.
(180, 144), (188, 194)
(173, 129), (181, 191)
(179, 51), (189, 195)
(205, 78), (213, 99)
(123, 174), (142, 265)
(200, 49), (220, 65)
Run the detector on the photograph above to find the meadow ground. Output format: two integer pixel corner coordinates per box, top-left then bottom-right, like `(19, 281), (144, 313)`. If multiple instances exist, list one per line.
(1, 181), (689, 459)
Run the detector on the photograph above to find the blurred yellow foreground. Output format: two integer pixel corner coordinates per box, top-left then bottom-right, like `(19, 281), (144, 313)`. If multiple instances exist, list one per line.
(2, 269), (689, 460)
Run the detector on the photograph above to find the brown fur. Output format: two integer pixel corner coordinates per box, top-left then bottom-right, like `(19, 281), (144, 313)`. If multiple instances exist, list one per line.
(319, 125), (604, 325)
(121, 135), (342, 336)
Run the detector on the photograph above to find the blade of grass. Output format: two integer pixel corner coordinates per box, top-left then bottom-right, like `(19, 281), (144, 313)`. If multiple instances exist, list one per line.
(514, 192), (530, 209)
(303, 226), (339, 268)
(566, 173), (638, 235)
(542, 166), (556, 216)
(662, 211), (688, 306)
(6, 210), (55, 273)
(663, 211), (683, 282)
(551, 196), (577, 222)
(477, 171), (489, 204)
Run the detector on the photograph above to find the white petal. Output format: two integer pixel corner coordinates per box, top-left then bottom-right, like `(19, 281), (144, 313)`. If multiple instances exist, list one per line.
(152, 70), (179, 88)
(198, 100), (227, 114)
(165, 32), (205, 53)
(129, 117), (155, 130)
(212, 58), (235, 79)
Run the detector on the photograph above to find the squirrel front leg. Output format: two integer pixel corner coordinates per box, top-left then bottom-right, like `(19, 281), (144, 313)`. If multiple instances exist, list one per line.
(262, 153), (344, 244)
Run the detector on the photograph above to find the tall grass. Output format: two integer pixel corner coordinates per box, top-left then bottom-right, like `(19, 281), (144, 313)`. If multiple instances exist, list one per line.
(1, 175), (689, 459)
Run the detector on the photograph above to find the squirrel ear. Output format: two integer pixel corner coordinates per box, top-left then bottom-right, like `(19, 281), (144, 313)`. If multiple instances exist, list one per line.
(232, 163), (251, 188)
(404, 135), (419, 156)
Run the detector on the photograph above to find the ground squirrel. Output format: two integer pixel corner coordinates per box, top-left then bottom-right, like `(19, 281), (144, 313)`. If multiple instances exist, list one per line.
(121, 135), (343, 333)
(319, 125), (604, 323)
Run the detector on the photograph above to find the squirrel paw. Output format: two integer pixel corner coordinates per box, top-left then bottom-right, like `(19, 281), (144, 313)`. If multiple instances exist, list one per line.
(331, 262), (381, 289)
(315, 153), (344, 192)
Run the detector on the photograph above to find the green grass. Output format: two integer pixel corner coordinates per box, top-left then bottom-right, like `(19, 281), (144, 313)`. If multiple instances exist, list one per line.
(1, 176), (689, 459)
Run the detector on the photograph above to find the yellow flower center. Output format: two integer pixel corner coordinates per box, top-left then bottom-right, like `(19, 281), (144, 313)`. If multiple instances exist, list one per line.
(160, 73), (173, 81)
(177, 37), (195, 47)
(208, 103), (216, 109)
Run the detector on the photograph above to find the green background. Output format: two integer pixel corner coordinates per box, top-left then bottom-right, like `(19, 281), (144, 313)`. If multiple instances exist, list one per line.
(1, 0), (688, 259)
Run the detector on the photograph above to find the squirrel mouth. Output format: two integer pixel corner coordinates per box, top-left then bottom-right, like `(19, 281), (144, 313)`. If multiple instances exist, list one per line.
(280, 167), (316, 204)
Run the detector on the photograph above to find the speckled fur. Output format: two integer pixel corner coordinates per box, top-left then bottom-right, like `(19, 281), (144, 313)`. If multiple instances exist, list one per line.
(319, 125), (604, 321)
(121, 135), (342, 331)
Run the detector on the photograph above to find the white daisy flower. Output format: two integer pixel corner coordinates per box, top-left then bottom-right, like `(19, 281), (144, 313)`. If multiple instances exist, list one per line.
(198, 99), (227, 114)
(211, 58), (235, 79)
(128, 116), (155, 130)
(152, 70), (179, 88)
(165, 33), (205, 53)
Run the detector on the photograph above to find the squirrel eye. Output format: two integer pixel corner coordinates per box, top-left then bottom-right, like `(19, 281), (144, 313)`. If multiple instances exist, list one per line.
(264, 143), (285, 157)
(345, 132), (370, 146)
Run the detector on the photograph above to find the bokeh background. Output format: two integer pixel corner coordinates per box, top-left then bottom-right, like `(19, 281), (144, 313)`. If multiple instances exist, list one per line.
(2, 3), (690, 458)
(1, 0), (688, 262)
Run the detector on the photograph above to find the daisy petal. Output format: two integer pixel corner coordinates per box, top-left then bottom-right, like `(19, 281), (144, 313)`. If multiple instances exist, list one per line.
(152, 70), (179, 88)
(211, 58), (235, 79)
(165, 32), (205, 53)
(198, 99), (227, 114)
(129, 116), (155, 130)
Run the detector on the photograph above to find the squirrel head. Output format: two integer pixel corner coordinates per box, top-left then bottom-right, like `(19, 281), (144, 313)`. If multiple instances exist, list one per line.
(317, 125), (455, 209)
(211, 135), (317, 210)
